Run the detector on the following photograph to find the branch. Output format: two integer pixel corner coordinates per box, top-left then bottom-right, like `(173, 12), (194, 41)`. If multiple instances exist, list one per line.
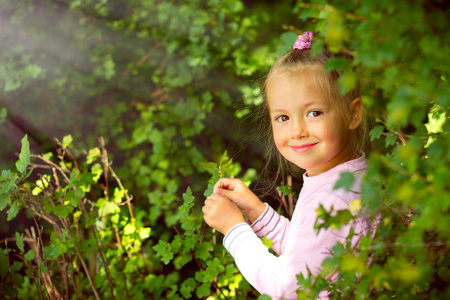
(99, 137), (135, 219)
(30, 154), (71, 184)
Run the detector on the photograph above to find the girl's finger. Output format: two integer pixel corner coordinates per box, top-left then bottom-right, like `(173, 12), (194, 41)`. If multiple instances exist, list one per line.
(208, 193), (229, 202)
(214, 177), (240, 191)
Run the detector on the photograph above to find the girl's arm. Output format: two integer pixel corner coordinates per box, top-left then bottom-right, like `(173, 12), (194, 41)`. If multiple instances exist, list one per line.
(222, 193), (364, 299)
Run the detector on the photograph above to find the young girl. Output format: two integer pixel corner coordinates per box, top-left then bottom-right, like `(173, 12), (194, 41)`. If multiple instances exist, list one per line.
(202, 32), (371, 299)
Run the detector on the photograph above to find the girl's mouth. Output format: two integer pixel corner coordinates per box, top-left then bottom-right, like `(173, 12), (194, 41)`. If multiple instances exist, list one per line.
(290, 143), (318, 153)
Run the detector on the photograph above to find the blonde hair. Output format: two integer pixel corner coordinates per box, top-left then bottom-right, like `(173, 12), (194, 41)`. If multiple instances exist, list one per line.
(253, 48), (368, 190)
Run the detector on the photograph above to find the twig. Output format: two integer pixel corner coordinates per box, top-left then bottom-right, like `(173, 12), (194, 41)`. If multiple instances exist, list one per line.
(98, 137), (110, 197)
(67, 253), (80, 298)
(54, 137), (80, 171)
(62, 254), (70, 300)
(75, 249), (101, 300)
(24, 228), (44, 300)
(32, 217), (60, 299)
(78, 200), (117, 298)
(100, 137), (135, 219)
(288, 175), (294, 217)
(278, 191), (288, 216)
(173, 226), (204, 271)
(120, 257), (130, 298)
(277, 185), (289, 217)
(5, 241), (14, 290)
(30, 154), (71, 183)
(0, 236), (37, 244)
(122, 41), (163, 75)
(90, 223), (116, 299)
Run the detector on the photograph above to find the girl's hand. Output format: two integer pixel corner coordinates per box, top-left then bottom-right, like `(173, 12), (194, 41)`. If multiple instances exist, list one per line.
(202, 193), (245, 235)
(214, 178), (266, 224)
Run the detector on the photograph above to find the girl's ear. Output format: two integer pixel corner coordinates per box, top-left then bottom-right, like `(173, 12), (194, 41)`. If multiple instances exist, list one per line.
(349, 98), (363, 130)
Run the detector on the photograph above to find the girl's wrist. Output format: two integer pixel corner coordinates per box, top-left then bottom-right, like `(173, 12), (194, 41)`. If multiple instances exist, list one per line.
(247, 202), (267, 224)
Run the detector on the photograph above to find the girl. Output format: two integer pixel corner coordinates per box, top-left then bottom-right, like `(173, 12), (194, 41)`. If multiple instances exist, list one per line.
(202, 32), (372, 299)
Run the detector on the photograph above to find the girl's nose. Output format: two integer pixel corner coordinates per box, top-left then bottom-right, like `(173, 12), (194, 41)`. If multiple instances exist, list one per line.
(290, 119), (308, 139)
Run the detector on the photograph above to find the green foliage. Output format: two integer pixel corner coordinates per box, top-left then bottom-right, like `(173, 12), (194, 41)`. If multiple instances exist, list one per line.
(0, 137), (152, 298)
(0, 0), (449, 299)
(15, 135), (30, 174)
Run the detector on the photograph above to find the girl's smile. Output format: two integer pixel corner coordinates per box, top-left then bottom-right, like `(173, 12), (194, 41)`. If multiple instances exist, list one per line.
(290, 142), (318, 153)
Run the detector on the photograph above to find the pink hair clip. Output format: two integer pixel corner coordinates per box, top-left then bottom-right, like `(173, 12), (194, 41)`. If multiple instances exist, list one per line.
(292, 31), (313, 50)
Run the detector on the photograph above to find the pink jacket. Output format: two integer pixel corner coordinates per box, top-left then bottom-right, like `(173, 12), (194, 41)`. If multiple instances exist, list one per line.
(223, 154), (371, 299)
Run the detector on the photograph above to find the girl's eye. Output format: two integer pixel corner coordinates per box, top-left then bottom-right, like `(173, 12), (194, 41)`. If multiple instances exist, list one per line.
(275, 115), (289, 123)
(307, 110), (323, 118)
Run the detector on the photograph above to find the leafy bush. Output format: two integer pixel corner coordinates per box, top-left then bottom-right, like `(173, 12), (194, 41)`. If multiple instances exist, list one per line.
(1, 135), (153, 298)
(1, 0), (449, 299)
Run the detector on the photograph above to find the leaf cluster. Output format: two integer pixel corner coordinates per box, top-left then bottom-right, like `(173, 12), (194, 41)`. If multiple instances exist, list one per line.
(1, 136), (151, 299)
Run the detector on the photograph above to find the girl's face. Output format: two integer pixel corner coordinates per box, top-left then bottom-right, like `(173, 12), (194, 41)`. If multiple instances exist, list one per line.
(266, 72), (357, 176)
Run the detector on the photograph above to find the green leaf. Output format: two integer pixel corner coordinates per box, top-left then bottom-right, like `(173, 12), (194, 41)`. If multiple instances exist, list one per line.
(338, 72), (357, 95)
(277, 185), (293, 195)
(262, 235), (273, 250)
(385, 134), (397, 147)
(1, 169), (12, 178)
(0, 249), (8, 279)
(66, 188), (85, 206)
(219, 150), (231, 168)
(69, 170), (96, 188)
(11, 271), (23, 286)
(180, 278), (196, 299)
(15, 232), (24, 253)
(96, 198), (119, 217)
(369, 125), (385, 141)
(325, 57), (351, 71)
(153, 240), (174, 265)
(7, 201), (20, 221)
(44, 243), (67, 259)
(139, 227), (151, 240)
(0, 193), (9, 210)
(24, 250), (35, 261)
(62, 134), (73, 148)
(195, 242), (212, 260)
(277, 31), (298, 55)
(86, 147), (101, 164)
(334, 172), (355, 192)
(39, 261), (47, 273)
(196, 282), (211, 298)
(53, 204), (74, 218)
(3, 285), (18, 298)
(123, 223), (136, 235)
(182, 187), (195, 207)
(79, 239), (98, 256)
(0, 107), (6, 123)
(203, 257), (224, 282)
(15, 134), (30, 174)
(199, 162), (218, 170)
(10, 261), (22, 273)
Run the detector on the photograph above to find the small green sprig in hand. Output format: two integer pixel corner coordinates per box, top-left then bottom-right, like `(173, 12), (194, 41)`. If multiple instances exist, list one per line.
(200, 150), (237, 197)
